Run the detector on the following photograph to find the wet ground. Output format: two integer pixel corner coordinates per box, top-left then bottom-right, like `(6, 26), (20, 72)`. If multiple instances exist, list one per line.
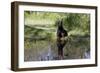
(24, 36), (90, 61)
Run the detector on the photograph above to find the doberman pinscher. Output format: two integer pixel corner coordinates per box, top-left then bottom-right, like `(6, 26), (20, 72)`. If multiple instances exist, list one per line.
(57, 19), (68, 59)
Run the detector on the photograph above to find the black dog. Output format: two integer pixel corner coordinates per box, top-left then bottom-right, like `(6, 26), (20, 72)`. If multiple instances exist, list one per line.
(57, 19), (68, 59)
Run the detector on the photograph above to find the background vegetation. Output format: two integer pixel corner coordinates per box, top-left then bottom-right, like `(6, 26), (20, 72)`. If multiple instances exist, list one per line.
(24, 11), (90, 61)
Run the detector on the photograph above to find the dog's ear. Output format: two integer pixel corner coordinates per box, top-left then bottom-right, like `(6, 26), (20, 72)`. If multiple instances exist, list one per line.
(60, 20), (63, 26)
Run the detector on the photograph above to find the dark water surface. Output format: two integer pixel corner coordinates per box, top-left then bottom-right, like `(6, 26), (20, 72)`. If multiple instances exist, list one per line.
(24, 36), (90, 61)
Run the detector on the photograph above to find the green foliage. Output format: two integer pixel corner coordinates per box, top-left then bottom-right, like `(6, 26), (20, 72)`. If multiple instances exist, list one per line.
(24, 11), (90, 49)
(25, 11), (90, 34)
(63, 13), (90, 33)
(24, 11), (90, 61)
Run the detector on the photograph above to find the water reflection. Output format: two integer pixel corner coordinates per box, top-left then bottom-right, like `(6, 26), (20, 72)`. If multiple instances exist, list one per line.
(24, 36), (90, 61)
